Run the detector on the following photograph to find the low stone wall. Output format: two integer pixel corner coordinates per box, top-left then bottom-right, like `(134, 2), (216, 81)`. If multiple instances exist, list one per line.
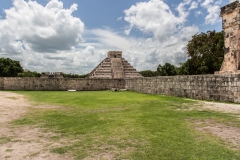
(1, 74), (240, 103)
(0, 78), (125, 91)
(125, 74), (240, 103)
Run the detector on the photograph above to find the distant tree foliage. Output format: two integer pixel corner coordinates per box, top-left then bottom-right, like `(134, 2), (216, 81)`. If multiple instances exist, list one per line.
(139, 70), (159, 77)
(0, 57), (24, 77)
(60, 72), (87, 78)
(18, 69), (41, 77)
(179, 30), (224, 75)
(157, 63), (177, 76)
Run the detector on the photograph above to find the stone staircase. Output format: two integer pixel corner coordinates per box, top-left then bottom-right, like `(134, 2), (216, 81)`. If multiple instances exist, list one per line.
(86, 51), (142, 79)
(111, 58), (124, 78)
(122, 58), (142, 78)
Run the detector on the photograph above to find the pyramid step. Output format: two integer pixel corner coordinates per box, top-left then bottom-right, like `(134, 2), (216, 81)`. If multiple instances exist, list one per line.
(87, 51), (142, 79)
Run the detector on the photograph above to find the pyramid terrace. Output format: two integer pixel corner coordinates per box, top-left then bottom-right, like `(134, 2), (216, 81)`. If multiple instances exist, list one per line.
(86, 51), (142, 79)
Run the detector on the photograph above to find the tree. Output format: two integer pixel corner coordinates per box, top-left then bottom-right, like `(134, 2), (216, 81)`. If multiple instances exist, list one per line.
(0, 57), (23, 77)
(157, 63), (177, 76)
(180, 30), (224, 75)
(60, 72), (87, 78)
(17, 69), (41, 77)
(139, 70), (159, 77)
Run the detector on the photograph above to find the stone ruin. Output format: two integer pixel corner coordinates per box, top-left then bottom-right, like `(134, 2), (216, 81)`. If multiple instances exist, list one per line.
(86, 51), (142, 79)
(216, 1), (240, 74)
(40, 72), (63, 78)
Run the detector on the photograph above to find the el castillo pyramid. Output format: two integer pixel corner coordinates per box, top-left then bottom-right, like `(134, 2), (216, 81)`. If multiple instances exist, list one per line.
(86, 51), (142, 79)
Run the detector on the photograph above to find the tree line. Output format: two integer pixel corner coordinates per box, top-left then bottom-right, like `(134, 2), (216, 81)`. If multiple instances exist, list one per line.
(0, 57), (87, 78)
(140, 30), (224, 77)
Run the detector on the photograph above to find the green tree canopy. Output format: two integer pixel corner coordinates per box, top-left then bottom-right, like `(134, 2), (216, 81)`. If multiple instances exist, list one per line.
(179, 30), (224, 75)
(17, 69), (41, 77)
(157, 63), (177, 76)
(139, 70), (159, 77)
(60, 72), (87, 78)
(0, 57), (24, 77)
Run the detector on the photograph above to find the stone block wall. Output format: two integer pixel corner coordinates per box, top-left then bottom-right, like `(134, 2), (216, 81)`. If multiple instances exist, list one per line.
(1, 74), (240, 103)
(1, 78), (125, 91)
(125, 74), (240, 103)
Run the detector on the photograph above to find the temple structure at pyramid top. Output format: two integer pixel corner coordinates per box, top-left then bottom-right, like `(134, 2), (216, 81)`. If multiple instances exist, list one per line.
(86, 51), (142, 79)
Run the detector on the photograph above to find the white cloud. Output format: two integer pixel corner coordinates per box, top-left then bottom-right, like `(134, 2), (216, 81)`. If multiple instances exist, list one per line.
(124, 0), (198, 42)
(90, 29), (132, 50)
(124, 0), (179, 41)
(195, 10), (203, 16)
(189, 1), (198, 10)
(201, 0), (221, 25)
(121, 0), (199, 70)
(0, 0), (87, 74)
(0, 0), (84, 54)
(117, 16), (122, 21)
(83, 46), (95, 55)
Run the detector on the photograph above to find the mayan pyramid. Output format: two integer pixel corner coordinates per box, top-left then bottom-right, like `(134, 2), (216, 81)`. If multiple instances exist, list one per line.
(86, 51), (142, 79)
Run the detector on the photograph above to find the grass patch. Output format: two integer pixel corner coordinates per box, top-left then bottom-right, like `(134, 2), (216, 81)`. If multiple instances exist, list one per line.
(51, 147), (68, 154)
(13, 91), (240, 159)
(12, 118), (35, 125)
(0, 137), (11, 145)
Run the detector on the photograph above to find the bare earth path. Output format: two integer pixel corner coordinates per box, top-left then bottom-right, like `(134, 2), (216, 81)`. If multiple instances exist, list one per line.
(0, 92), (73, 160)
(193, 101), (240, 150)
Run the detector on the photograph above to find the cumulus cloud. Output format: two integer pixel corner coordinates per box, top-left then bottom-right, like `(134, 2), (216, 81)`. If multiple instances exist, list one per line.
(124, 0), (198, 42)
(201, 0), (221, 25)
(0, 0), (88, 74)
(189, 1), (198, 10)
(195, 10), (203, 17)
(124, 0), (178, 40)
(122, 0), (199, 69)
(0, 0), (84, 54)
(83, 46), (95, 55)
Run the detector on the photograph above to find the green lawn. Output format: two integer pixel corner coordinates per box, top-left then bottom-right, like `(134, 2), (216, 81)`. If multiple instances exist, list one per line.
(13, 91), (240, 159)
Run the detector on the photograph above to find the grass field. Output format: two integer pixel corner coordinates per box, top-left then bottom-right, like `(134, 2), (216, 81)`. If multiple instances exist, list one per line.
(12, 91), (240, 159)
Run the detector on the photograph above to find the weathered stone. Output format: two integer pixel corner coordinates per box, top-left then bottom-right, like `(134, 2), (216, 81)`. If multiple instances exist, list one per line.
(216, 1), (240, 74)
(41, 72), (63, 78)
(0, 78), (125, 91)
(124, 74), (240, 103)
(86, 51), (142, 79)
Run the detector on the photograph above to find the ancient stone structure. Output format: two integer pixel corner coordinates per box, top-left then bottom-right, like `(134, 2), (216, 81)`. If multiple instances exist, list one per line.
(1, 74), (240, 103)
(86, 51), (142, 79)
(40, 72), (63, 78)
(216, 1), (240, 74)
(125, 75), (240, 103)
(1, 78), (125, 91)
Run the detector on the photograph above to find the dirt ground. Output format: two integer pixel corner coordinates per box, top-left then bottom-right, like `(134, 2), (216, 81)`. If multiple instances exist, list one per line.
(0, 92), (240, 159)
(0, 92), (73, 160)
(199, 101), (240, 149)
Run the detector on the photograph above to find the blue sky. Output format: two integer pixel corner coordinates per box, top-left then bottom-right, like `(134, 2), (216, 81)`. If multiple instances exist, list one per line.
(0, 0), (231, 74)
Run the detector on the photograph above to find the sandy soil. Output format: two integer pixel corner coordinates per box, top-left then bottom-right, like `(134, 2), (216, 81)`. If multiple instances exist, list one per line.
(0, 92), (73, 160)
(194, 101), (240, 150)
(195, 120), (240, 150)
(202, 101), (240, 114)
